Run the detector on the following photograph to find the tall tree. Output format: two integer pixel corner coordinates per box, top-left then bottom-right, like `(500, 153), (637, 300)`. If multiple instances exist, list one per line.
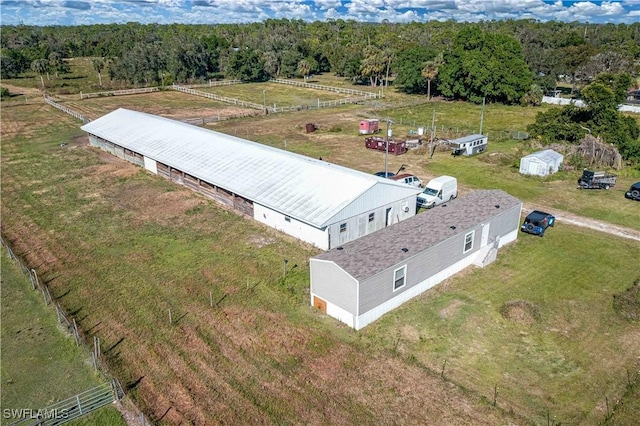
(227, 48), (267, 82)
(92, 58), (105, 86)
(422, 53), (443, 100)
(30, 58), (48, 89)
(528, 72), (639, 162)
(359, 45), (386, 87)
(438, 26), (533, 104)
(392, 45), (436, 95)
(297, 59), (311, 80)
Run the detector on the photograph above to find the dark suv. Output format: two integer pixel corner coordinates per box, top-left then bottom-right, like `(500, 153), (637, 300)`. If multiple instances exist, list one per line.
(521, 210), (555, 237)
(625, 182), (640, 201)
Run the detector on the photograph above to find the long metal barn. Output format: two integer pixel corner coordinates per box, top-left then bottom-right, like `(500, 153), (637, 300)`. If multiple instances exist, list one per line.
(81, 108), (421, 250)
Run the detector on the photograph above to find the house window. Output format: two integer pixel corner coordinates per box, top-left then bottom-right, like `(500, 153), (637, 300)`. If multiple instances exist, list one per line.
(393, 266), (406, 291)
(464, 231), (474, 253)
(285, 216), (291, 223)
(340, 223), (347, 233)
(368, 212), (375, 222)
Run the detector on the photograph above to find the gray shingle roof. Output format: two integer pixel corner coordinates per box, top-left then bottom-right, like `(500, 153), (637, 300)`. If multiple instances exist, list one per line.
(312, 190), (521, 280)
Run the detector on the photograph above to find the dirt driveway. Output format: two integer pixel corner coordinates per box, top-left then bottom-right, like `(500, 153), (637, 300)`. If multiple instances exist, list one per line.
(522, 203), (640, 242)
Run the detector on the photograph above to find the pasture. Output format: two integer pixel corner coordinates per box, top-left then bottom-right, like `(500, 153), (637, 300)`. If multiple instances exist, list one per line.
(1, 68), (639, 425)
(0, 251), (126, 426)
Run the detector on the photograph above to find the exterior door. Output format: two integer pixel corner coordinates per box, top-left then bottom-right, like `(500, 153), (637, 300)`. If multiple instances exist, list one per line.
(313, 296), (327, 313)
(481, 223), (490, 246)
(385, 207), (392, 227)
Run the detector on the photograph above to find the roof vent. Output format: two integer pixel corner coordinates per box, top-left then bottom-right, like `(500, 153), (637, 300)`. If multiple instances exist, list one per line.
(494, 204), (500, 209)
(336, 246), (344, 250)
(450, 226), (456, 230)
(401, 248), (408, 253)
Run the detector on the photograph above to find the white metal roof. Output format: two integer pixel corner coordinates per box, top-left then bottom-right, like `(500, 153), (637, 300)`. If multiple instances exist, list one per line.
(82, 108), (421, 228)
(521, 149), (563, 163)
(451, 134), (487, 144)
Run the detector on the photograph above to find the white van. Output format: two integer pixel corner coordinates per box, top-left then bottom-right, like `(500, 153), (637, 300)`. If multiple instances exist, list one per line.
(417, 176), (457, 209)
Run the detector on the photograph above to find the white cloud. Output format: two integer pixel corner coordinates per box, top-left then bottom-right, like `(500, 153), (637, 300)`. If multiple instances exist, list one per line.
(0, 0), (635, 25)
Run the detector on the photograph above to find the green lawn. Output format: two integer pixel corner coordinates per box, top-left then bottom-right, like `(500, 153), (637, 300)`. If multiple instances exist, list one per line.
(363, 225), (640, 424)
(0, 252), (126, 426)
(2, 63), (639, 424)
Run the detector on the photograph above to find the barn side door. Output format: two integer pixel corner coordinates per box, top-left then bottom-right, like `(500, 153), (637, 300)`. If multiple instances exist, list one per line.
(385, 207), (392, 227)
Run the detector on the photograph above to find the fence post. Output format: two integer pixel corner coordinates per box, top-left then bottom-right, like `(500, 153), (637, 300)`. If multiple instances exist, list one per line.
(30, 268), (38, 289)
(73, 318), (80, 346)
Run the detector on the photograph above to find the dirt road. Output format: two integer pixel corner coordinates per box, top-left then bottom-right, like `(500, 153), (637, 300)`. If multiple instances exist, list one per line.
(522, 203), (640, 242)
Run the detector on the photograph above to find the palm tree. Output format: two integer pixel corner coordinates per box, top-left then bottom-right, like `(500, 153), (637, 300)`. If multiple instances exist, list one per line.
(421, 53), (443, 100)
(31, 59), (48, 90)
(297, 59), (311, 80)
(92, 58), (105, 87)
(48, 52), (62, 78)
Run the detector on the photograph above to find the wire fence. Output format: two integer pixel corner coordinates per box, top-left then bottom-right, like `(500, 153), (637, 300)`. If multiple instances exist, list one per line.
(0, 236), (151, 426)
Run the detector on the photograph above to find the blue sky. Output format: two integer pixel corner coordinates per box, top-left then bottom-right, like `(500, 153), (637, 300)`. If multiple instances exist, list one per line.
(0, 0), (639, 26)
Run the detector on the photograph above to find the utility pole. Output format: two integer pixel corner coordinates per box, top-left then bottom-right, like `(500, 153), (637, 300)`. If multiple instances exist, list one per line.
(385, 118), (393, 177)
(263, 89), (266, 112)
(479, 97), (486, 135)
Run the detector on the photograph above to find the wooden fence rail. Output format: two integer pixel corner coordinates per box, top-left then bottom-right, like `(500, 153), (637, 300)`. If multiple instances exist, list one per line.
(79, 87), (160, 99)
(182, 79), (242, 88)
(43, 96), (90, 123)
(172, 84), (265, 111)
(269, 78), (379, 98)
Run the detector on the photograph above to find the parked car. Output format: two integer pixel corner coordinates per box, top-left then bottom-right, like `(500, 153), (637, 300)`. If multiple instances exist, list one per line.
(417, 176), (457, 209)
(521, 210), (555, 237)
(625, 182), (640, 201)
(390, 173), (423, 187)
(374, 171), (395, 178)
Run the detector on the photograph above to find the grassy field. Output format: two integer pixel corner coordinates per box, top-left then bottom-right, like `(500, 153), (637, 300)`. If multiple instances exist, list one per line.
(2, 64), (640, 424)
(0, 252), (126, 426)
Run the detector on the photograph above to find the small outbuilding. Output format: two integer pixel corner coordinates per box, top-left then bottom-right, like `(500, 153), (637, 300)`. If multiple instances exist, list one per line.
(519, 149), (563, 176)
(310, 190), (522, 330)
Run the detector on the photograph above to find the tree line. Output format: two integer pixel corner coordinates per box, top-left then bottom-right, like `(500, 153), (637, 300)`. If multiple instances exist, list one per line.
(2, 19), (639, 96)
(1, 19), (639, 162)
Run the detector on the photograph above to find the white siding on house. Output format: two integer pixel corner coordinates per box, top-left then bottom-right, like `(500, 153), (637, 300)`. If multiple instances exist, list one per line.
(310, 259), (358, 314)
(355, 250), (480, 330)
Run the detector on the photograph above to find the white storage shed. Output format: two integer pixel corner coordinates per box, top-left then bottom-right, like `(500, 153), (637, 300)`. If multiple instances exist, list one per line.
(519, 149), (563, 176)
(81, 109), (422, 250)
